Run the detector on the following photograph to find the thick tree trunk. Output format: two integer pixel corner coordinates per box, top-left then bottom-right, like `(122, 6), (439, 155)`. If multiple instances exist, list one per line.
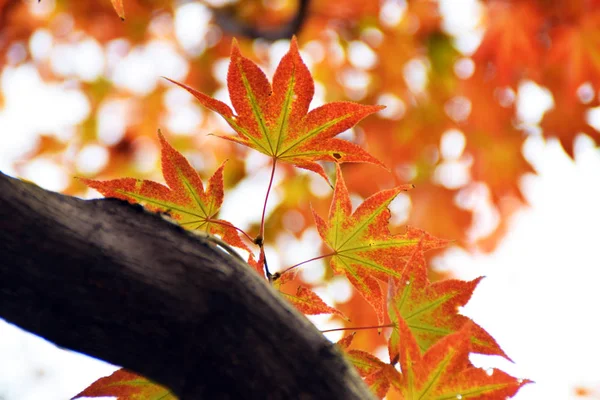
(0, 171), (373, 399)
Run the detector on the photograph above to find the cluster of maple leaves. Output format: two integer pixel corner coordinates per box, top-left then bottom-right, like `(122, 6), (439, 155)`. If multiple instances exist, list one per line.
(5, 0), (599, 397)
(76, 38), (529, 400)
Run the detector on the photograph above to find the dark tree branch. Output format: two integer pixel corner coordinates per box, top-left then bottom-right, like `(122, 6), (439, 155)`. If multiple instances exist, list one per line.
(0, 171), (373, 399)
(211, 0), (310, 40)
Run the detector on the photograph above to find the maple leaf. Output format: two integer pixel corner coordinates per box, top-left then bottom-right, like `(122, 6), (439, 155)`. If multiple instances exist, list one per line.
(247, 251), (266, 276)
(72, 368), (176, 400)
(312, 165), (447, 324)
(111, 0), (125, 20)
(387, 244), (508, 362)
(80, 132), (249, 252)
(272, 267), (345, 317)
(540, 75), (600, 157)
(338, 333), (401, 398)
(347, 350), (401, 398)
(474, 1), (545, 84)
(395, 318), (530, 399)
(338, 320), (527, 399)
(546, 10), (600, 97)
(336, 332), (356, 350)
(279, 286), (345, 317)
(166, 37), (385, 181)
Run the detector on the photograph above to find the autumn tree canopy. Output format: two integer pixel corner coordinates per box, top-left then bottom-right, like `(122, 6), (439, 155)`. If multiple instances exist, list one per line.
(4, 0), (598, 252)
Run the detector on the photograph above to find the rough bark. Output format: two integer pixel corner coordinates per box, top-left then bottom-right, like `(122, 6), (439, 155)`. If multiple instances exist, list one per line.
(0, 171), (373, 399)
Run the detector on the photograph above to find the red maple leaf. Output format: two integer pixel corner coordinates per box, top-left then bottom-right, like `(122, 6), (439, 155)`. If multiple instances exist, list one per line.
(474, 1), (545, 84)
(312, 165), (446, 324)
(72, 368), (174, 400)
(273, 264), (345, 317)
(279, 286), (345, 317)
(387, 244), (508, 362)
(546, 10), (600, 95)
(166, 37), (385, 181)
(338, 321), (529, 399)
(395, 318), (530, 399)
(80, 132), (249, 251)
(339, 334), (402, 398)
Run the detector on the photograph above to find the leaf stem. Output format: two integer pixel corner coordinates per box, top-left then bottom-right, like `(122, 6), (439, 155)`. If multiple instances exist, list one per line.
(257, 157), (277, 245)
(278, 252), (337, 279)
(320, 323), (395, 334)
(262, 247), (272, 283)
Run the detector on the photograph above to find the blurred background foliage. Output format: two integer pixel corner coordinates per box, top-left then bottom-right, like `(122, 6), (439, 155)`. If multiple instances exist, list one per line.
(1, 0), (600, 377)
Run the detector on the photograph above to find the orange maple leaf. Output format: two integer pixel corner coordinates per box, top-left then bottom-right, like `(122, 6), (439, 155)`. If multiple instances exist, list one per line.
(247, 250), (266, 276)
(80, 132), (249, 252)
(387, 244), (508, 362)
(166, 37), (385, 181)
(273, 265), (345, 317)
(546, 10), (600, 96)
(339, 333), (402, 399)
(347, 350), (401, 398)
(312, 165), (446, 324)
(339, 322), (528, 399)
(280, 286), (345, 317)
(474, 1), (545, 84)
(395, 318), (530, 399)
(72, 368), (175, 400)
(337, 334), (402, 398)
(110, 0), (125, 20)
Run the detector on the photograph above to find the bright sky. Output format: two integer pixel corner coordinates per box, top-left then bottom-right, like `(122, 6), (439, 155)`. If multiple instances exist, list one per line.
(448, 136), (600, 399)
(1, 1), (599, 399)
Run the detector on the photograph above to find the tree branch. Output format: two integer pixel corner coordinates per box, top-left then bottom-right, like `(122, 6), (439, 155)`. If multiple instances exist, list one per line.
(212, 0), (310, 40)
(0, 171), (373, 399)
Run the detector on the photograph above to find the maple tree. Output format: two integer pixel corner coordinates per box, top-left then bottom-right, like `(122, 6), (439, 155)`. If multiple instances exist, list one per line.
(2, 0), (598, 398)
(66, 39), (527, 399)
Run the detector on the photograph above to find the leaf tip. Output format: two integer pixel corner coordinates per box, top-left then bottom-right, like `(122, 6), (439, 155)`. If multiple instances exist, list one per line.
(162, 77), (190, 92)
(289, 35), (300, 52)
(76, 176), (97, 189)
(336, 332), (356, 349)
(110, 0), (125, 20)
(230, 38), (241, 57)
(373, 160), (390, 173)
(156, 129), (167, 144)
